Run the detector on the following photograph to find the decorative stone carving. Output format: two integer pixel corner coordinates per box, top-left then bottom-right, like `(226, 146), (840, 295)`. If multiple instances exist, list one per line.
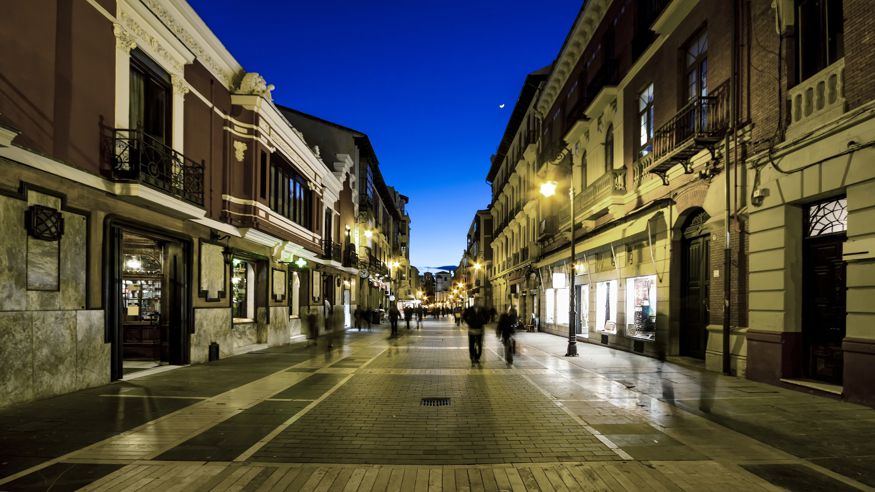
(171, 74), (190, 97)
(272, 269), (286, 302)
(140, 0), (237, 87)
(233, 141), (247, 162)
(113, 23), (137, 53)
(119, 11), (183, 74)
(237, 72), (275, 101)
(312, 145), (321, 158)
(200, 242), (226, 300)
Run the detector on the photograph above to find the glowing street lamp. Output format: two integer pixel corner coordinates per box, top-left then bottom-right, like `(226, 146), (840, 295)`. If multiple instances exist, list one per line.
(541, 178), (578, 358)
(364, 229), (373, 239)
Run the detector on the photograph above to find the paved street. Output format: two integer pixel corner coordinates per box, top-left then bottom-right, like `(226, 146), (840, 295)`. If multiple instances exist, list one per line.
(0, 319), (873, 491)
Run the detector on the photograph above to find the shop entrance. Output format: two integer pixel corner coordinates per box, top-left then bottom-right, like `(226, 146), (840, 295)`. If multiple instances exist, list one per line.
(108, 225), (190, 379)
(680, 210), (709, 359)
(803, 198), (847, 384)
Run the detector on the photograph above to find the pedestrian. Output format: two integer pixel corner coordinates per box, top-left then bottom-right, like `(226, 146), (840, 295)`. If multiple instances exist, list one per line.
(498, 306), (518, 365)
(305, 306), (319, 347)
(366, 308), (372, 330)
(489, 306), (497, 323)
(463, 299), (488, 366)
(403, 305), (413, 330)
(388, 304), (400, 338)
(416, 305), (423, 329)
(354, 305), (362, 331)
(454, 306), (463, 326)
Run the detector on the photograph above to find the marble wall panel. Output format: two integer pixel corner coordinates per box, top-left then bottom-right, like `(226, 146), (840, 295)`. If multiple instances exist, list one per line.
(268, 306), (290, 346)
(61, 213), (87, 310)
(200, 242), (225, 300)
(32, 310), (76, 400)
(0, 197), (28, 310)
(27, 290), (60, 311)
(191, 307), (231, 363)
(289, 317), (302, 337)
(256, 306), (268, 343)
(26, 237), (59, 291)
(0, 312), (34, 407)
(231, 322), (258, 354)
(75, 310), (109, 389)
(26, 190), (61, 209)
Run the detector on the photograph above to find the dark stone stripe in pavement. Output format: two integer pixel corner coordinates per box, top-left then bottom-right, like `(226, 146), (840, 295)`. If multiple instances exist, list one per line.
(740, 464), (860, 491)
(0, 349), (312, 480)
(270, 373), (348, 400)
(0, 462), (123, 491)
(156, 399), (310, 461)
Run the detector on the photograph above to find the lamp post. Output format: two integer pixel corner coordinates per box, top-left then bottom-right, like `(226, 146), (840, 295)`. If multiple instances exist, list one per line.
(541, 180), (578, 357)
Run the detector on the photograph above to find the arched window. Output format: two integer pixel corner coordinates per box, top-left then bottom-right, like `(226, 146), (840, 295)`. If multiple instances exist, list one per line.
(604, 125), (614, 173)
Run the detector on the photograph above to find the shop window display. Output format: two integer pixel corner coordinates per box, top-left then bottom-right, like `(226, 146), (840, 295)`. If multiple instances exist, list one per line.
(232, 258), (255, 321)
(625, 275), (657, 341)
(595, 280), (618, 334)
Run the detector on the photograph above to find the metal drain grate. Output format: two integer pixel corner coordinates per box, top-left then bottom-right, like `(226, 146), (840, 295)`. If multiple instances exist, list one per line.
(421, 397), (450, 407)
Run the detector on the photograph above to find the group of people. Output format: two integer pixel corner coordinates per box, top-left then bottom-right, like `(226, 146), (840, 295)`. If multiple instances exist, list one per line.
(463, 301), (519, 366)
(310, 298), (522, 366)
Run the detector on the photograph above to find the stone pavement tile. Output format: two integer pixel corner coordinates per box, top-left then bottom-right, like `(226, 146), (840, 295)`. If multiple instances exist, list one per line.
(0, 462), (123, 491)
(808, 456), (875, 488)
(741, 463), (860, 492)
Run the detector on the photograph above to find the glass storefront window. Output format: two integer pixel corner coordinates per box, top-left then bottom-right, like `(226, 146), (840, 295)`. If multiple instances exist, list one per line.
(625, 275), (657, 341)
(545, 288), (555, 324)
(556, 288), (569, 325)
(232, 258), (255, 321)
(595, 280), (618, 334)
(578, 284), (590, 337)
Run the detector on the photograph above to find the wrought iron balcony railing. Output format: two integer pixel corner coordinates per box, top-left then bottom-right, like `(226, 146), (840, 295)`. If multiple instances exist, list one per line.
(644, 81), (729, 184)
(323, 239), (342, 262)
(107, 128), (205, 206)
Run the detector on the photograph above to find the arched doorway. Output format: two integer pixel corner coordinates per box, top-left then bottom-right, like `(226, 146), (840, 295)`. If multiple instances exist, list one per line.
(680, 210), (709, 358)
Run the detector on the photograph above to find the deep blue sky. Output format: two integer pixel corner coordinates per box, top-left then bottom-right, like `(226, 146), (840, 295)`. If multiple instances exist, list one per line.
(189, 0), (581, 270)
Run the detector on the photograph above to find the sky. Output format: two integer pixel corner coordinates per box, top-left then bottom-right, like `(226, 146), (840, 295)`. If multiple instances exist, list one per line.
(188, 0), (582, 270)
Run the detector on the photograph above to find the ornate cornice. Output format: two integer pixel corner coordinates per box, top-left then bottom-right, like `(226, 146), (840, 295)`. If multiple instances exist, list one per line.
(118, 10), (184, 74)
(140, 0), (239, 87)
(171, 74), (190, 96)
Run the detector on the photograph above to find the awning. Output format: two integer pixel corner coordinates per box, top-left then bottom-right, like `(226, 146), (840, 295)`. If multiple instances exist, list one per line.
(535, 209), (668, 268)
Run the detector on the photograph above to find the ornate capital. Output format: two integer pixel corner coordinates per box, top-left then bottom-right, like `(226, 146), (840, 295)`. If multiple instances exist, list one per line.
(171, 75), (190, 97)
(233, 141), (248, 162)
(113, 23), (137, 53)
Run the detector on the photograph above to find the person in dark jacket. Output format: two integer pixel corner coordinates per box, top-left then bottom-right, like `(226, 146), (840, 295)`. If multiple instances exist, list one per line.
(497, 307), (518, 365)
(403, 306), (413, 329)
(388, 304), (400, 338)
(463, 301), (489, 366)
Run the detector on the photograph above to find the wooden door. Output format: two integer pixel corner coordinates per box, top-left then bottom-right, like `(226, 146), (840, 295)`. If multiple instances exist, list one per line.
(681, 215), (709, 358)
(803, 236), (846, 383)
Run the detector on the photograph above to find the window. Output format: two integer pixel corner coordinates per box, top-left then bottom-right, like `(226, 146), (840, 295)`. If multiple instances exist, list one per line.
(260, 152), (268, 199)
(231, 259), (255, 321)
(685, 31), (708, 101)
(556, 288), (569, 325)
(796, 0), (844, 82)
(129, 49), (171, 144)
(638, 84), (654, 156)
(806, 197), (847, 237)
(290, 271), (301, 317)
(270, 159), (312, 229)
(580, 151), (588, 190)
(545, 289), (555, 324)
(604, 124), (614, 172)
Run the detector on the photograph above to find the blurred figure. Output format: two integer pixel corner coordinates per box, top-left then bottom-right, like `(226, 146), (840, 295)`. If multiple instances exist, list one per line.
(416, 305), (423, 329)
(388, 304), (400, 338)
(305, 306), (319, 347)
(403, 305), (413, 330)
(463, 299), (489, 366)
(497, 306), (518, 366)
(354, 305), (363, 331)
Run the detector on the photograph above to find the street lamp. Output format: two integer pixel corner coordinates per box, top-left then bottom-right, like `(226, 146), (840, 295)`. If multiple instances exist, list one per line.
(541, 179), (578, 357)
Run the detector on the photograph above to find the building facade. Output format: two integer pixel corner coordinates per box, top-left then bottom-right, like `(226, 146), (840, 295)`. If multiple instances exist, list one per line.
(0, 0), (408, 407)
(486, 0), (875, 406)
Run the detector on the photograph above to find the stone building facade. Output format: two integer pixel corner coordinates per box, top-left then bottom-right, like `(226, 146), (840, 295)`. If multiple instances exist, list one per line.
(0, 0), (408, 407)
(486, 0), (875, 406)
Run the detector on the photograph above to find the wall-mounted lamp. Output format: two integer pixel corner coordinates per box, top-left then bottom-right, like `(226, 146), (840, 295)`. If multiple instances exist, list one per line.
(364, 229), (373, 239)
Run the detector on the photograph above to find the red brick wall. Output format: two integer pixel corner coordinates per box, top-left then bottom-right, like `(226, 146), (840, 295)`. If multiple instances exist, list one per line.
(747, 0), (785, 152)
(843, 0), (875, 110)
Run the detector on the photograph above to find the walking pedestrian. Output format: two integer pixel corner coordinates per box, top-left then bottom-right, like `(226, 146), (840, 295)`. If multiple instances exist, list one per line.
(388, 304), (400, 338)
(463, 300), (488, 366)
(305, 306), (319, 347)
(354, 305), (363, 331)
(498, 306), (518, 366)
(403, 305), (413, 330)
(416, 305), (423, 329)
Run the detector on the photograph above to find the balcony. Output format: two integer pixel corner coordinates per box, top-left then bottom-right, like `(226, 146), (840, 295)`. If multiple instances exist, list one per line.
(787, 58), (845, 138)
(323, 239), (342, 262)
(520, 246), (529, 262)
(107, 128), (204, 206)
(538, 216), (557, 241)
(643, 81), (729, 185)
(575, 169), (626, 219)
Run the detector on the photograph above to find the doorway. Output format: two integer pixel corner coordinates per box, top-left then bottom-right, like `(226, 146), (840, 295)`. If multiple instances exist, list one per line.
(109, 226), (189, 379)
(680, 210), (710, 358)
(803, 198), (848, 384)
